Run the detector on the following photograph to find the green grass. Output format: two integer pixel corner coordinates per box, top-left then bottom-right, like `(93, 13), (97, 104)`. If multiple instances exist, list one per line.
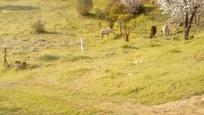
(0, 0), (204, 114)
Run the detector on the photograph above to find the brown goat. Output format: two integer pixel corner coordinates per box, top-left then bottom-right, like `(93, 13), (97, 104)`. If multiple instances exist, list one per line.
(150, 26), (157, 38)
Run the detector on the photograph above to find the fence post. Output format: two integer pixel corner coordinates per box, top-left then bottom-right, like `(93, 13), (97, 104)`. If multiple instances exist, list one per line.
(4, 48), (8, 67)
(80, 39), (84, 54)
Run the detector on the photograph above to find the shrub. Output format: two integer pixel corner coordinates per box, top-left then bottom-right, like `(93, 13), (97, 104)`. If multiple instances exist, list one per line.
(31, 20), (46, 34)
(76, 0), (93, 16)
(104, 1), (125, 29)
(104, 0), (123, 19)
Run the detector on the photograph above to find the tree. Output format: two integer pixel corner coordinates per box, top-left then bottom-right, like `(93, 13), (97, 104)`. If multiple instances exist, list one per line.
(121, 0), (144, 15)
(104, 0), (125, 29)
(157, 0), (204, 40)
(104, 0), (144, 29)
(104, 0), (143, 41)
(118, 14), (133, 41)
(76, 0), (93, 16)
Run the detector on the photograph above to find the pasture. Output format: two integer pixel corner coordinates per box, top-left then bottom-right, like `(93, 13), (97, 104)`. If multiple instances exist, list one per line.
(0, 0), (204, 114)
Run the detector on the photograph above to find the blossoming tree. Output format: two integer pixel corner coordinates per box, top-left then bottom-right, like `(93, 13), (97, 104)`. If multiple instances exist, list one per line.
(157, 0), (204, 39)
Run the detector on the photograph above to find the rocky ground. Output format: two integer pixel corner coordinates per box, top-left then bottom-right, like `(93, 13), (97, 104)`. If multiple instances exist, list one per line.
(97, 95), (204, 115)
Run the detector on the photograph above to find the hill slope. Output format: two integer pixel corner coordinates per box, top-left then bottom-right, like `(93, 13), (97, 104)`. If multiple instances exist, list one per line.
(0, 0), (204, 114)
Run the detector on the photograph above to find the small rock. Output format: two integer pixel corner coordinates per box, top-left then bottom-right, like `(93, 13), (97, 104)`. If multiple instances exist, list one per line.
(190, 96), (201, 104)
(201, 97), (204, 102)
(128, 73), (132, 76)
(133, 60), (143, 64)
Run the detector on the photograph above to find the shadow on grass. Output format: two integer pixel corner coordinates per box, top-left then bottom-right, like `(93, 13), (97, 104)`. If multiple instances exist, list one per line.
(169, 49), (182, 53)
(80, 13), (101, 20)
(122, 44), (140, 50)
(45, 31), (61, 35)
(32, 31), (61, 35)
(144, 5), (157, 15)
(68, 55), (93, 62)
(37, 55), (60, 62)
(0, 5), (40, 11)
(0, 106), (22, 114)
(149, 43), (162, 48)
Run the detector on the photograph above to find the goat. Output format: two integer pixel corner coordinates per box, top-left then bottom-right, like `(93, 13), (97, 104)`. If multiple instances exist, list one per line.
(150, 26), (157, 39)
(162, 24), (170, 36)
(100, 29), (115, 40)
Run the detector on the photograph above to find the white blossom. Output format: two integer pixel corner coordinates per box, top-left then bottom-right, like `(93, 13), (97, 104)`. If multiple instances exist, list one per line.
(157, 0), (204, 23)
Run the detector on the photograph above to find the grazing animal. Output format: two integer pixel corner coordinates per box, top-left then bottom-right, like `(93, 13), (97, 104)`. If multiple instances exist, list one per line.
(100, 29), (115, 39)
(150, 26), (157, 38)
(162, 24), (170, 36)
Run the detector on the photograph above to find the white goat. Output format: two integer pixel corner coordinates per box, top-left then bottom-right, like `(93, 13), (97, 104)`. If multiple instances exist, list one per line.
(162, 24), (170, 36)
(100, 29), (115, 39)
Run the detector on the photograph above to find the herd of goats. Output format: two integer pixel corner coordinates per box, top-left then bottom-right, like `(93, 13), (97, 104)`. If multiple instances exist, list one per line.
(100, 23), (171, 40)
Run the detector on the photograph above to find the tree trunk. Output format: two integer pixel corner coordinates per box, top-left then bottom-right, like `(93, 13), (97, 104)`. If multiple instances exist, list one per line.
(123, 22), (129, 42)
(109, 20), (114, 29)
(124, 31), (129, 42)
(119, 21), (123, 35)
(125, 31), (130, 42)
(184, 27), (190, 40)
(183, 8), (197, 40)
(184, 11), (189, 40)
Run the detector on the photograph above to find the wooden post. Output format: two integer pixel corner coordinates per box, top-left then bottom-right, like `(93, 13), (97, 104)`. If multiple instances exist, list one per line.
(80, 39), (84, 54)
(98, 21), (101, 28)
(4, 48), (8, 67)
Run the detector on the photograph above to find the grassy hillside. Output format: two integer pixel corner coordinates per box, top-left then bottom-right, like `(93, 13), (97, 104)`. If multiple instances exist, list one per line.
(0, 0), (204, 114)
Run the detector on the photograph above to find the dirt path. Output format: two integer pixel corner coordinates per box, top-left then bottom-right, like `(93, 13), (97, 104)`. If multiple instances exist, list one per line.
(97, 95), (204, 115)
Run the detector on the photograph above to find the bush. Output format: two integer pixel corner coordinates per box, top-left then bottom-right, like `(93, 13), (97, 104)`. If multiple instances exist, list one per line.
(76, 0), (93, 16)
(104, 1), (125, 23)
(31, 20), (46, 34)
(104, 0), (126, 29)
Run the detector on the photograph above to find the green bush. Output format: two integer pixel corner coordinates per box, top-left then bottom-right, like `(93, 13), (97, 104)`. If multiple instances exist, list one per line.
(31, 20), (46, 34)
(76, 0), (93, 16)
